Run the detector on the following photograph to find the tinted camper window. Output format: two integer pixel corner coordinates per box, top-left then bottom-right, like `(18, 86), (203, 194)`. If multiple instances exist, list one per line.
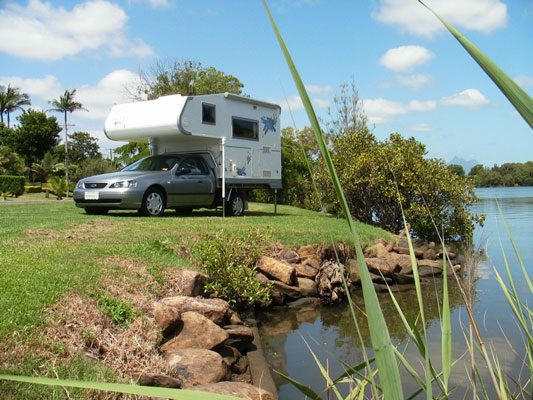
(232, 117), (258, 140)
(202, 103), (216, 124)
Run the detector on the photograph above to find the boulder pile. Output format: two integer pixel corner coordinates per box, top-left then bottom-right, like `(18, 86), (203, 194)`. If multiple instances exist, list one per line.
(257, 235), (461, 304)
(142, 271), (275, 400)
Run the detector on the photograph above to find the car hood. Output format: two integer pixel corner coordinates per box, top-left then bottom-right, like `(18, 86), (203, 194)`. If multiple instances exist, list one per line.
(81, 171), (164, 182)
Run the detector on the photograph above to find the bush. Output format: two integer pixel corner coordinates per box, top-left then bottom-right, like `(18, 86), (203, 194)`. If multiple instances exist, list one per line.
(315, 131), (478, 242)
(97, 296), (137, 328)
(0, 175), (25, 197)
(192, 229), (271, 307)
(24, 185), (42, 194)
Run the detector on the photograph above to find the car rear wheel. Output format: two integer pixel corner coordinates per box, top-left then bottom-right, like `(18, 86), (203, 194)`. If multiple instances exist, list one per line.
(140, 188), (166, 217)
(225, 192), (245, 216)
(85, 207), (109, 215)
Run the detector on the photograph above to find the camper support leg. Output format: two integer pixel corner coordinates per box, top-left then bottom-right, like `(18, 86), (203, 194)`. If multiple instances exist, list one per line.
(221, 137), (226, 218)
(274, 189), (277, 215)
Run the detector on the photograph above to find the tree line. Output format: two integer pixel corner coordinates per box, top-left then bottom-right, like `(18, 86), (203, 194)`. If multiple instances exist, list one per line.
(468, 162), (533, 187)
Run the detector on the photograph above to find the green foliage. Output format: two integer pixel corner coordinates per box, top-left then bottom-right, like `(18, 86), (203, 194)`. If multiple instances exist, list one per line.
(192, 229), (271, 307)
(67, 131), (101, 164)
(469, 161), (533, 187)
(316, 131), (477, 241)
(24, 185), (42, 194)
(10, 110), (61, 165)
(0, 146), (25, 176)
(97, 295), (137, 328)
(0, 84), (31, 127)
(447, 163), (465, 177)
(48, 176), (68, 199)
(138, 59), (244, 100)
(0, 125), (16, 147)
(114, 141), (149, 167)
(71, 158), (116, 183)
(0, 175), (25, 197)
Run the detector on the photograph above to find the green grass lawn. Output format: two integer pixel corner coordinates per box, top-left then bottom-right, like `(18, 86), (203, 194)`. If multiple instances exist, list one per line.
(0, 199), (389, 397)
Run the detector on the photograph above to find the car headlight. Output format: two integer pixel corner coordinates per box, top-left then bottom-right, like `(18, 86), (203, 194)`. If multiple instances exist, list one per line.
(110, 180), (138, 188)
(76, 181), (83, 189)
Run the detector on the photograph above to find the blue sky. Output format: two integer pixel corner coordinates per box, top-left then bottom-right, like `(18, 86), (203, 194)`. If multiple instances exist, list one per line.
(0, 0), (531, 166)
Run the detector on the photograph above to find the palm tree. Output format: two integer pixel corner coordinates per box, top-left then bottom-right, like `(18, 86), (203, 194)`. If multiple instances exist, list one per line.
(48, 89), (88, 197)
(0, 85), (31, 127)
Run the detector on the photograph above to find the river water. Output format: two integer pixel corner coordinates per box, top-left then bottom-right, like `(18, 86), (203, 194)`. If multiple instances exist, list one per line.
(257, 186), (533, 399)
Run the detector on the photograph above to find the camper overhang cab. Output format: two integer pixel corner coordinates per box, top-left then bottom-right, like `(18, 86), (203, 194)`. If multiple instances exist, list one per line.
(72, 93), (282, 216)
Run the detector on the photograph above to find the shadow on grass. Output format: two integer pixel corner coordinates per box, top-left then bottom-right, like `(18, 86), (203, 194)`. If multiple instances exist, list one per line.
(78, 209), (289, 218)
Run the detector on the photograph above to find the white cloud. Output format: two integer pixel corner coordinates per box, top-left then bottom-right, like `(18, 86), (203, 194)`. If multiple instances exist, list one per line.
(363, 98), (436, 124)
(410, 123), (433, 132)
(373, 0), (508, 38)
(441, 89), (489, 107)
(514, 75), (533, 88)
(0, 0), (153, 60)
(0, 75), (62, 100)
(76, 70), (140, 120)
(380, 45), (434, 72)
(273, 95), (329, 112)
(305, 84), (333, 96)
(128, 0), (171, 8)
(396, 74), (432, 88)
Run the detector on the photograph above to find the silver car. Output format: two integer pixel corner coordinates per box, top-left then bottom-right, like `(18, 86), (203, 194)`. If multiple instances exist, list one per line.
(73, 153), (223, 216)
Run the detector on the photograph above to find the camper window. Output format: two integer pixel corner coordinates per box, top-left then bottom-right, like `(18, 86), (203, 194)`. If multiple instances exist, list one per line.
(232, 117), (258, 140)
(202, 103), (216, 125)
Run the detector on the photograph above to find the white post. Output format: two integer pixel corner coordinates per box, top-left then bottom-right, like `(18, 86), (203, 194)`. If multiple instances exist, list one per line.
(221, 137), (226, 217)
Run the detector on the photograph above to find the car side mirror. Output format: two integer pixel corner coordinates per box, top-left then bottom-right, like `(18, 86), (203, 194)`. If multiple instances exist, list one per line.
(176, 167), (191, 175)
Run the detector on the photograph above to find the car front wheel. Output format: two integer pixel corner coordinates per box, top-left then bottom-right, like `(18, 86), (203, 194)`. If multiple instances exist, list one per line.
(140, 188), (166, 217)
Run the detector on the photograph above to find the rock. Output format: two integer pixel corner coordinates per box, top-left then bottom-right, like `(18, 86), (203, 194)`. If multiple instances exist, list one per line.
(165, 269), (207, 297)
(255, 272), (271, 286)
(373, 283), (416, 293)
(369, 272), (393, 285)
(303, 255), (322, 270)
(345, 258), (360, 284)
(257, 256), (296, 285)
(423, 248), (438, 261)
(294, 263), (318, 279)
(192, 381), (276, 400)
(297, 277), (318, 297)
(393, 245), (424, 258)
(318, 243), (354, 262)
(160, 312), (229, 355)
(297, 244), (317, 260)
(228, 310), (243, 325)
(137, 373), (182, 388)
(281, 249), (300, 264)
(287, 297), (320, 308)
(417, 259), (442, 269)
(365, 257), (399, 276)
(388, 253), (413, 270)
(315, 260), (348, 304)
(153, 296), (230, 334)
(364, 242), (390, 258)
(447, 264), (461, 275)
(166, 348), (230, 387)
(375, 238), (393, 252)
(214, 344), (241, 367)
(271, 280), (301, 300)
(393, 273), (417, 284)
(224, 325), (254, 344)
(269, 287), (285, 305)
(231, 354), (250, 374)
(417, 266), (442, 277)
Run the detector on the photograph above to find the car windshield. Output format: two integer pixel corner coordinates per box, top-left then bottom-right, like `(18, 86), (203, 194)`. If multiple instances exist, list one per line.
(122, 155), (182, 172)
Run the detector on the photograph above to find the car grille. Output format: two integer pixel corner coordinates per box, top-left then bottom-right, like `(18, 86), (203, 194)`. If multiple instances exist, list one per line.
(84, 182), (107, 189)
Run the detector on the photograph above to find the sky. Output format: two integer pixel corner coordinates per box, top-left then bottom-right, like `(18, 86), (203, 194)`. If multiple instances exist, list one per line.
(0, 0), (531, 166)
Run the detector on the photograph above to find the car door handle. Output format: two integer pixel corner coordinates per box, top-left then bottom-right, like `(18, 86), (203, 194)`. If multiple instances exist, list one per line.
(196, 180), (204, 183)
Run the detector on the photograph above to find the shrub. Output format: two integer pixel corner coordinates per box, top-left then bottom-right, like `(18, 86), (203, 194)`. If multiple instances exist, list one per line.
(97, 295), (137, 328)
(315, 131), (478, 242)
(192, 229), (271, 307)
(48, 176), (68, 199)
(0, 175), (25, 197)
(24, 185), (42, 194)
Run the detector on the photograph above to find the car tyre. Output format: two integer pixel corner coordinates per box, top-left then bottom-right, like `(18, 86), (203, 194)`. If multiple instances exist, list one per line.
(85, 207), (109, 215)
(225, 191), (245, 217)
(140, 188), (166, 217)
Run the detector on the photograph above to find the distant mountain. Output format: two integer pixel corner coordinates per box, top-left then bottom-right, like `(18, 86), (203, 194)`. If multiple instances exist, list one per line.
(448, 157), (479, 173)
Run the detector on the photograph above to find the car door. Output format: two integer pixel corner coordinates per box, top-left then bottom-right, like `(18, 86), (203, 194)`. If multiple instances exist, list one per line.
(167, 157), (214, 207)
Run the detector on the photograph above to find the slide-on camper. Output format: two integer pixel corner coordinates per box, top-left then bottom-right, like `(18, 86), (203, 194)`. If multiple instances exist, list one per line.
(73, 93), (281, 216)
